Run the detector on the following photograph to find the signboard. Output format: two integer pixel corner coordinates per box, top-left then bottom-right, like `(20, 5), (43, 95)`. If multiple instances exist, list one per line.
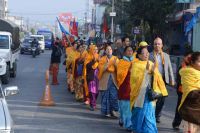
(58, 13), (73, 26)
(132, 27), (140, 34)
(110, 12), (116, 17)
(93, 0), (108, 4)
(95, 25), (101, 32)
(176, 0), (195, 3)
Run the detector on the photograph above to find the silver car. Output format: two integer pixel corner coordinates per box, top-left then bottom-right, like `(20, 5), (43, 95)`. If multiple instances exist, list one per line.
(0, 84), (19, 133)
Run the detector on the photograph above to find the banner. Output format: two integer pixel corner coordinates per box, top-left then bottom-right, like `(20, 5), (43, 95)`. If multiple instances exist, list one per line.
(58, 13), (73, 26)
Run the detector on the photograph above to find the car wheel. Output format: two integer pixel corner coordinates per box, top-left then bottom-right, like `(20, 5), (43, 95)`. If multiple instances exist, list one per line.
(10, 62), (17, 78)
(1, 66), (10, 84)
(20, 50), (24, 54)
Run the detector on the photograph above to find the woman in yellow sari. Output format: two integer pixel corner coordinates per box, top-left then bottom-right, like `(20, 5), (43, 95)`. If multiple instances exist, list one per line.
(130, 46), (168, 133)
(179, 52), (200, 133)
(98, 45), (119, 117)
(65, 42), (79, 93)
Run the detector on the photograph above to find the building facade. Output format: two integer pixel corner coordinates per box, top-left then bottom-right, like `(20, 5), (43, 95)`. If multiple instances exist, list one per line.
(0, 0), (5, 18)
(0, 0), (8, 19)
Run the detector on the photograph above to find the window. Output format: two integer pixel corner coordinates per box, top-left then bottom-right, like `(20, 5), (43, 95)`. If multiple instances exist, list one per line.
(0, 35), (9, 49)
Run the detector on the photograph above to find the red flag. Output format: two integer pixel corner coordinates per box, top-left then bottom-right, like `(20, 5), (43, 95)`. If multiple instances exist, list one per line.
(103, 16), (109, 33)
(70, 19), (78, 37)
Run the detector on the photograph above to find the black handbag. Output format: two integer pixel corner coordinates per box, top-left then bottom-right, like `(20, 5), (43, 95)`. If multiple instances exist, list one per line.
(147, 75), (162, 101)
(147, 86), (163, 101)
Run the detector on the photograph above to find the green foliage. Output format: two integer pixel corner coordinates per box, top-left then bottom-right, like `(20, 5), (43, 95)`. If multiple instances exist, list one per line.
(127, 0), (176, 39)
(100, 0), (176, 42)
(30, 28), (35, 35)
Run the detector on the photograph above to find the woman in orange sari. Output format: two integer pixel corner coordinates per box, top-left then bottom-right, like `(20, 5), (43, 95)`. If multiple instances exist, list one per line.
(73, 45), (86, 101)
(98, 45), (119, 117)
(83, 45), (98, 105)
(85, 45), (99, 110)
(66, 42), (79, 93)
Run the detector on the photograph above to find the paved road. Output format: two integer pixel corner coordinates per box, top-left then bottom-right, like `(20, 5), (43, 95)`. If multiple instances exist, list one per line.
(3, 50), (182, 133)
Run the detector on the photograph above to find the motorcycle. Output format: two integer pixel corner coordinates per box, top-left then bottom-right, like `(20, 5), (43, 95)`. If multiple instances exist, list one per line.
(31, 47), (37, 58)
(31, 44), (41, 58)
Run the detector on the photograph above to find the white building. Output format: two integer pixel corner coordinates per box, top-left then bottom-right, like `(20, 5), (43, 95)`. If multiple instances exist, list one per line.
(0, 0), (5, 18)
(0, 0), (8, 19)
(4, 0), (8, 18)
(7, 16), (24, 30)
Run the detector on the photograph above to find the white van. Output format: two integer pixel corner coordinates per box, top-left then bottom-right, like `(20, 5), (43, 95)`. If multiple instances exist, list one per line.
(30, 35), (45, 52)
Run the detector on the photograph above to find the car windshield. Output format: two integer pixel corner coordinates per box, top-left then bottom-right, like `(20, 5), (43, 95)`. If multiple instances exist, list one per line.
(23, 39), (33, 44)
(0, 35), (9, 49)
(38, 32), (52, 40)
(30, 36), (43, 41)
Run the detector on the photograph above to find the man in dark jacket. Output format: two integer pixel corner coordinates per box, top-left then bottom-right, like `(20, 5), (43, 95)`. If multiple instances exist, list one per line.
(50, 41), (62, 85)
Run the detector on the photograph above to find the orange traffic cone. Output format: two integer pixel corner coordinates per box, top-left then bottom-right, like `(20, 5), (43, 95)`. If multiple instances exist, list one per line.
(39, 70), (55, 106)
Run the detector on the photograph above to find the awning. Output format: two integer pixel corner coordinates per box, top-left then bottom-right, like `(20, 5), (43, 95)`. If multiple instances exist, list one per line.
(167, 9), (196, 23)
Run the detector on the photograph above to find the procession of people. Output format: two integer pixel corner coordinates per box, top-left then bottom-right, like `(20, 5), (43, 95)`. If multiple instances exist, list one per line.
(50, 36), (200, 133)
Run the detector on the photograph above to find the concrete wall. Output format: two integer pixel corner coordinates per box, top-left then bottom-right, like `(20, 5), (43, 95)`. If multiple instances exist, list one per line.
(193, 22), (200, 51)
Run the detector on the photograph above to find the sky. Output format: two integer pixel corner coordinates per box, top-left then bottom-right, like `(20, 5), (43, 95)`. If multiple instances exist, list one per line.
(8, 0), (92, 25)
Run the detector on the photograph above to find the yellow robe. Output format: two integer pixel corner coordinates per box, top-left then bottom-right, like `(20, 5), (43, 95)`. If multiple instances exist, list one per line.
(66, 47), (80, 78)
(117, 57), (138, 87)
(98, 55), (119, 80)
(98, 55), (119, 91)
(179, 67), (200, 110)
(130, 60), (168, 109)
(83, 45), (99, 97)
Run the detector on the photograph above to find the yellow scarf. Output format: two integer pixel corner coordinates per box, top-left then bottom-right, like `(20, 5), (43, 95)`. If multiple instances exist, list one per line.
(66, 47), (78, 70)
(179, 67), (200, 110)
(98, 55), (119, 80)
(153, 51), (165, 65)
(117, 57), (138, 87)
(130, 60), (168, 109)
(117, 60), (131, 87)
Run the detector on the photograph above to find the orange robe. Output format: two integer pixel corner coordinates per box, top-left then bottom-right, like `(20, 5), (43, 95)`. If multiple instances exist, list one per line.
(83, 45), (99, 99)
(98, 55), (119, 91)
(66, 47), (80, 92)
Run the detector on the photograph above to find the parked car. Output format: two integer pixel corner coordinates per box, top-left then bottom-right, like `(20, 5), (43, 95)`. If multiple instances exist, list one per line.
(0, 19), (20, 84)
(0, 84), (19, 133)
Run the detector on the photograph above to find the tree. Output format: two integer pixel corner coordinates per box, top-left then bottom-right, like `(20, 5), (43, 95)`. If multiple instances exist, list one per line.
(127, 0), (176, 42)
(30, 28), (35, 35)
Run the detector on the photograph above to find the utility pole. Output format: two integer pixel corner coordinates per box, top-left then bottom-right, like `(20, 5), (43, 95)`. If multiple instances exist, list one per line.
(110, 0), (115, 42)
(20, 16), (23, 31)
(54, 20), (57, 36)
(26, 18), (29, 32)
(84, 12), (87, 34)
